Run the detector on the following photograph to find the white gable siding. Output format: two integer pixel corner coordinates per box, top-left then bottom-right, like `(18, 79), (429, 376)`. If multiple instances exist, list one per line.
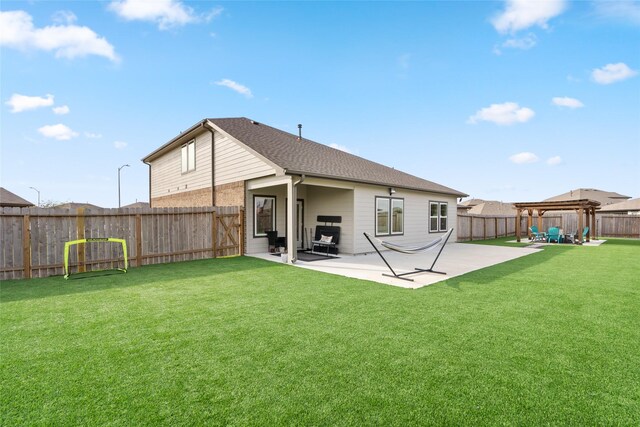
(353, 184), (458, 254)
(214, 133), (275, 185)
(150, 131), (212, 199)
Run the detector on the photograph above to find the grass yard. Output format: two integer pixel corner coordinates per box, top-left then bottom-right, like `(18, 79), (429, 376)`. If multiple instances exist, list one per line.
(1, 239), (639, 425)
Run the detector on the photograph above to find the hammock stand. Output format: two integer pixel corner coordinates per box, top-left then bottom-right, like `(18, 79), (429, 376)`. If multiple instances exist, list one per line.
(363, 228), (453, 282)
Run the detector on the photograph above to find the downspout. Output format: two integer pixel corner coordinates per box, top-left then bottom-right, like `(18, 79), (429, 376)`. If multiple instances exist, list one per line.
(202, 120), (216, 206)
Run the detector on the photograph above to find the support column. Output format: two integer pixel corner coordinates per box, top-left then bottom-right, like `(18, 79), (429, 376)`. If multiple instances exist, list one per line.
(516, 208), (522, 242)
(591, 208), (597, 241)
(286, 177), (297, 264)
(577, 208), (584, 244)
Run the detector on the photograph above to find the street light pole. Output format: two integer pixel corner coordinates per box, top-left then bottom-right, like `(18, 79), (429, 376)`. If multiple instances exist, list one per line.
(118, 164), (130, 208)
(29, 186), (40, 207)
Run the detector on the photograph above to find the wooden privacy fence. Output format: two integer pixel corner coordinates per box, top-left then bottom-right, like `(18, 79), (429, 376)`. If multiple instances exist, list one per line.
(457, 213), (640, 241)
(1, 206), (244, 280)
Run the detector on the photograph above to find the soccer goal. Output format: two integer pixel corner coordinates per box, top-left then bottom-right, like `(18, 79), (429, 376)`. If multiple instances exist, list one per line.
(63, 238), (128, 279)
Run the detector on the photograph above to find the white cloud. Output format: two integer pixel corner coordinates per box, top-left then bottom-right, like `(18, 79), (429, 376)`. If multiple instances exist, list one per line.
(214, 79), (253, 98)
(85, 132), (103, 138)
(38, 124), (79, 140)
(114, 141), (128, 150)
(51, 10), (77, 25)
(492, 0), (567, 34)
(5, 93), (54, 112)
(52, 105), (70, 115)
(552, 96), (584, 108)
(591, 62), (638, 84)
(467, 102), (535, 125)
(546, 156), (562, 166)
(509, 152), (539, 164)
(593, 0), (640, 26)
(504, 32), (537, 49)
(329, 143), (353, 154)
(109, 0), (197, 30)
(0, 10), (118, 62)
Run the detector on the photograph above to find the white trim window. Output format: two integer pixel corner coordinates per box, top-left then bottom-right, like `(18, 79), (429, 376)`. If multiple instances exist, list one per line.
(376, 197), (404, 236)
(254, 195), (275, 237)
(181, 140), (196, 173)
(430, 201), (448, 232)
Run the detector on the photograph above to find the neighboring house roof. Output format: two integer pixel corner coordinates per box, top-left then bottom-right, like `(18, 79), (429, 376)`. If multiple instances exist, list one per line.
(544, 188), (630, 206)
(54, 202), (102, 210)
(459, 198), (485, 207)
(0, 187), (34, 207)
(599, 198), (640, 213)
(121, 202), (150, 209)
(467, 201), (516, 216)
(144, 117), (467, 197)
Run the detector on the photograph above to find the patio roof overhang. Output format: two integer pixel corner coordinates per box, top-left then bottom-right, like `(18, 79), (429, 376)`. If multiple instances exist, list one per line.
(512, 199), (601, 243)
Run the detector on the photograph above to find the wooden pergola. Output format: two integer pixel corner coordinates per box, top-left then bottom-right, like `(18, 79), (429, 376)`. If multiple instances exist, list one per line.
(514, 199), (601, 243)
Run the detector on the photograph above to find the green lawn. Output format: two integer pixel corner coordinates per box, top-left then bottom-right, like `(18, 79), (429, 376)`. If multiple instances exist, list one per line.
(2, 239), (639, 425)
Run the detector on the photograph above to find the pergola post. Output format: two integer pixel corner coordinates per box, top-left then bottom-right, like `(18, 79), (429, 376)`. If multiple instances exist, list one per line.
(591, 208), (597, 240)
(577, 207), (584, 244)
(537, 209), (543, 233)
(516, 208), (522, 242)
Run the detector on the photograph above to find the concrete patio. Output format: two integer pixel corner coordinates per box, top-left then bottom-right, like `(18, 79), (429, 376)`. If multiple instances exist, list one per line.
(251, 243), (542, 289)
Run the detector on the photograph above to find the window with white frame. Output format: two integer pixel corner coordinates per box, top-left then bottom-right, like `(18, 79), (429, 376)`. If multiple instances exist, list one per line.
(376, 197), (404, 236)
(181, 140), (196, 173)
(254, 195), (275, 237)
(429, 201), (448, 232)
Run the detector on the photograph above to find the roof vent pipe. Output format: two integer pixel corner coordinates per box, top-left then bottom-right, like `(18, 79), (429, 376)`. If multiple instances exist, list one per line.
(298, 124), (302, 141)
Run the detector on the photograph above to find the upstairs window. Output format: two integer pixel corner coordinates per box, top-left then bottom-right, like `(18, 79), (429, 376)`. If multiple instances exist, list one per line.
(430, 201), (448, 232)
(181, 140), (196, 173)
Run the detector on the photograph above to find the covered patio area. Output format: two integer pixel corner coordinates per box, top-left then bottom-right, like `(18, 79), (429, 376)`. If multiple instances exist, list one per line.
(252, 242), (542, 289)
(513, 199), (601, 244)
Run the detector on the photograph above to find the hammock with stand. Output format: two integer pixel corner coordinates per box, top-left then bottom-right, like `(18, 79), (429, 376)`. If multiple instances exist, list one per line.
(363, 228), (454, 281)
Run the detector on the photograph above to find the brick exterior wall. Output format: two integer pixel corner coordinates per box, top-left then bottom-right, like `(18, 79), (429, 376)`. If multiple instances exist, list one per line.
(214, 181), (245, 207)
(151, 187), (212, 208)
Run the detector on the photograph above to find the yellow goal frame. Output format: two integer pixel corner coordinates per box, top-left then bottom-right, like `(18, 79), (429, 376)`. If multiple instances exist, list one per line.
(63, 238), (128, 279)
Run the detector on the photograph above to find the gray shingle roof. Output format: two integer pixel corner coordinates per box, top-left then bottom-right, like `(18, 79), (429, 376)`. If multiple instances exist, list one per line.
(0, 187), (34, 207)
(208, 117), (466, 197)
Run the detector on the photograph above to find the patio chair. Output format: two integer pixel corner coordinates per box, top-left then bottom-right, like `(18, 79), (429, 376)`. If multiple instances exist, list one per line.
(564, 231), (576, 244)
(546, 227), (563, 243)
(529, 226), (546, 242)
(582, 226), (590, 242)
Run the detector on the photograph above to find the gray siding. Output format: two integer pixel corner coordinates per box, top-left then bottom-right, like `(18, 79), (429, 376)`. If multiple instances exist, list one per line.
(353, 184), (458, 254)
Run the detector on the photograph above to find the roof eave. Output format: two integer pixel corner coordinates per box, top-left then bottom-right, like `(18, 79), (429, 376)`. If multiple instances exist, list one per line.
(284, 170), (467, 197)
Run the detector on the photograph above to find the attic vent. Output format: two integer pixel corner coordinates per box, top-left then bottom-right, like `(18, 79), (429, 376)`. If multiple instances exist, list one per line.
(251, 120), (260, 125)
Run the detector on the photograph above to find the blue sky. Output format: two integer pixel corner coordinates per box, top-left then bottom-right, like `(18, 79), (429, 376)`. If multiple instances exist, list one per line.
(1, 0), (639, 207)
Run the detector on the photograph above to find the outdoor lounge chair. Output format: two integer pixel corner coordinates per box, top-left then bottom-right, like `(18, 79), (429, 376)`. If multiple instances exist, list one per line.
(529, 226), (546, 242)
(546, 227), (562, 243)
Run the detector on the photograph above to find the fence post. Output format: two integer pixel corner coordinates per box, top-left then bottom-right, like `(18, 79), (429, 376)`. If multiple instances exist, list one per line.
(470, 216), (473, 241)
(22, 214), (31, 279)
(483, 218), (487, 240)
(212, 209), (218, 258)
(239, 208), (245, 256)
(77, 208), (86, 273)
(136, 214), (143, 267)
